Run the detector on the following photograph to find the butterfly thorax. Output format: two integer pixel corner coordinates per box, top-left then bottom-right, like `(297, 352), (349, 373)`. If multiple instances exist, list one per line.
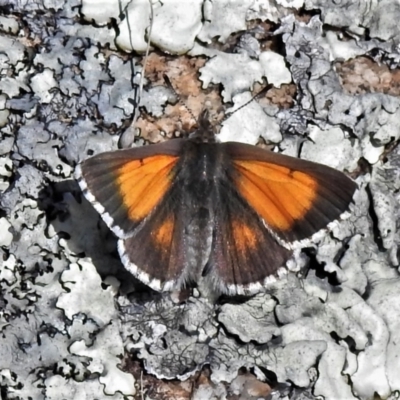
(176, 140), (228, 202)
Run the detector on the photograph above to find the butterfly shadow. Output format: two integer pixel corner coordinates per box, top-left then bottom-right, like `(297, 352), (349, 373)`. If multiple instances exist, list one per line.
(37, 178), (160, 296)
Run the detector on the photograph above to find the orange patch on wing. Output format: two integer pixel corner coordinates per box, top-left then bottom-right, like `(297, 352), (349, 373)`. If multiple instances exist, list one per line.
(152, 216), (175, 248)
(116, 155), (178, 221)
(231, 220), (258, 253)
(233, 160), (318, 231)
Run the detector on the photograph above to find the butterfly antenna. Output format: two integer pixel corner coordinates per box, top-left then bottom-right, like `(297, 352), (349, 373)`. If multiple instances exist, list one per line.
(163, 74), (197, 124)
(137, 0), (154, 105)
(220, 83), (274, 124)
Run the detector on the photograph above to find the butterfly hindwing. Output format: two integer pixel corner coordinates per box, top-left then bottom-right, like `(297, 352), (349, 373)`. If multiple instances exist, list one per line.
(118, 184), (188, 291)
(119, 170), (214, 291)
(207, 180), (291, 295)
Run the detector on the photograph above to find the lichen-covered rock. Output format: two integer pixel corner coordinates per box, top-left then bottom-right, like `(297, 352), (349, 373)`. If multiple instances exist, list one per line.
(2, 0), (400, 399)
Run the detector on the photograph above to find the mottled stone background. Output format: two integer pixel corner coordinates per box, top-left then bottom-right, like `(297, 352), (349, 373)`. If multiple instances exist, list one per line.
(1, 0), (400, 399)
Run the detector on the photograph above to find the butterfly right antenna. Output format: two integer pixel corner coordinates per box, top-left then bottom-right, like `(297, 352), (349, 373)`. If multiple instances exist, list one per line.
(220, 82), (274, 124)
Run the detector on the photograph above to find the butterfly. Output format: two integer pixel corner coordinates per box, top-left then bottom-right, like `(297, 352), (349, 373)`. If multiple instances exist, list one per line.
(75, 110), (357, 295)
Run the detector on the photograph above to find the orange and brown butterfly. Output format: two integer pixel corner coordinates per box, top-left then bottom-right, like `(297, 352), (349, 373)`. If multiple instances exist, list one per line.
(75, 109), (357, 295)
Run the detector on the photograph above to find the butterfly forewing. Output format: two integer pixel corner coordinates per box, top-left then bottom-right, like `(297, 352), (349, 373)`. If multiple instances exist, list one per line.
(222, 142), (357, 246)
(76, 140), (184, 238)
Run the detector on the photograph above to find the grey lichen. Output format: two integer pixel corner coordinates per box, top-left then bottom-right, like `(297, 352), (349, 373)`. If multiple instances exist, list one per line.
(2, 0), (400, 399)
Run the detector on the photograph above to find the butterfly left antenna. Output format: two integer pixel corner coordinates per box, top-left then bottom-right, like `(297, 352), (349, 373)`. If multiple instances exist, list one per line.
(123, 0), (154, 148)
(137, 0), (154, 104)
(163, 74), (197, 125)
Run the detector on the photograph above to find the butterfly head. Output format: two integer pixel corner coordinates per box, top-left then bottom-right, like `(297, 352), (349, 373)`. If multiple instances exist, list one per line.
(188, 109), (217, 144)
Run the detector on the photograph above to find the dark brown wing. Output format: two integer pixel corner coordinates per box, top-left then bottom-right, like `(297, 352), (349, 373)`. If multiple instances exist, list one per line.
(222, 142), (357, 245)
(76, 140), (194, 291)
(76, 139), (184, 238)
(207, 180), (291, 295)
(207, 142), (356, 295)
(117, 184), (189, 292)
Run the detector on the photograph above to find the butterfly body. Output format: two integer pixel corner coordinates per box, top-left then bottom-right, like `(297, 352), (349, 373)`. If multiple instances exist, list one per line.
(174, 140), (222, 200)
(76, 121), (357, 295)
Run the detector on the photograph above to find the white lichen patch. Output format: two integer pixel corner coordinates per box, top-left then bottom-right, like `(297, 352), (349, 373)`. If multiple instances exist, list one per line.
(218, 294), (280, 343)
(0, 156), (12, 192)
(199, 51), (264, 102)
(70, 320), (136, 396)
(45, 374), (130, 400)
(3, 0), (400, 399)
(30, 69), (58, 104)
(198, 0), (252, 43)
(0, 15), (19, 34)
(57, 261), (116, 326)
(259, 51), (292, 87)
(117, 0), (203, 54)
(219, 91), (282, 144)
(81, 0), (124, 26)
(302, 124), (361, 171)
